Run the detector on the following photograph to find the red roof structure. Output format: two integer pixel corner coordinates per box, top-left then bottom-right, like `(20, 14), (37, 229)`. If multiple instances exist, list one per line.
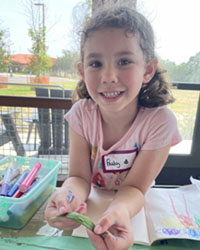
(11, 54), (56, 65)
(11, 54), (33, 65)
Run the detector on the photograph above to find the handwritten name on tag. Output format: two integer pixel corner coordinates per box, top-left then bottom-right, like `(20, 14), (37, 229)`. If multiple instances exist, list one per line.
(102, 149), (138, 173)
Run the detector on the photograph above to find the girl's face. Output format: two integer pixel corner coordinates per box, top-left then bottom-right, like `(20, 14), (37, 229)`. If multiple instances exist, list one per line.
(79, 28), (157, 114)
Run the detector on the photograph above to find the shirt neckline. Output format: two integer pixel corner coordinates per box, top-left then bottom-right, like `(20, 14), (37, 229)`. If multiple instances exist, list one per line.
(97, 106), (144, 154)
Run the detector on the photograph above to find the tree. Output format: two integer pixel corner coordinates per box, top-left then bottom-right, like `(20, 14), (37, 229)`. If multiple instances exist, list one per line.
(161, 51), (200, 83)
(71, 0), (92, 51)
(28, 27), (51, 78)
(0, 23), (11, 72)
(23, 0), (51, 79)
(185, 52), (200, 82)
(71, 0), (137, 52)
(92, 0), (137, 12)
(52, 50), (79, 77)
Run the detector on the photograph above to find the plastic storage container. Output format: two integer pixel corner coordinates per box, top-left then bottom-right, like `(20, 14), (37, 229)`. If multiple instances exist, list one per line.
(0, 156), (61, 229)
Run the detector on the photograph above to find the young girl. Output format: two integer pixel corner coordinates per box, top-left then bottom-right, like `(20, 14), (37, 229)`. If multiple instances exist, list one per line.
(45, 6), (181, 250)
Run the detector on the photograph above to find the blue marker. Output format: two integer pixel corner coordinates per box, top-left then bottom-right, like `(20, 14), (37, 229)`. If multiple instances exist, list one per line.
(7, 171), (29, 197)
(0, 166), (13, 196)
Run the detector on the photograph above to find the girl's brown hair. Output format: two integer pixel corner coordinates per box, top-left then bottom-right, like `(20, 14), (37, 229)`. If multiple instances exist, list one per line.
(73, 6), (175, 107)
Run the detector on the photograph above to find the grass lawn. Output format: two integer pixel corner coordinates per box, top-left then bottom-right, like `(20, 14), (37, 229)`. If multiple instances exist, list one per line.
(0, 80), (78, 96)
(169, 89), (199, 140)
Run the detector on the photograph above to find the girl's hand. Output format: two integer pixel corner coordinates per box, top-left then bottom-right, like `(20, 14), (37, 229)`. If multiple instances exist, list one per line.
(87, 207), (134, 250)
(44, 187), (87, 230)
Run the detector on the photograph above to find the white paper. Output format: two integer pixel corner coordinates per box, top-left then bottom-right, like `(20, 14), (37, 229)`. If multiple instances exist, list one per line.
(130, 207), (150, 245)
(145, 184), (200, 244)
(190, 176), (200, 191)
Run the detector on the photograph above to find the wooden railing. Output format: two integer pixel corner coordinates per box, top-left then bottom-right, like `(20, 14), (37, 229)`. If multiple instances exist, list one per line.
(0, 95), (72, 109)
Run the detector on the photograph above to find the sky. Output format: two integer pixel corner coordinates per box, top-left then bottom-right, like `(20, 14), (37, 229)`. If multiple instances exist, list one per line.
(0, 0), (200, 64)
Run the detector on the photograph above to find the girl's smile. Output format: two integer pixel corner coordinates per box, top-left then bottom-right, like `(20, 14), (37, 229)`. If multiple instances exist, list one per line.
(100, 91), (124, 102)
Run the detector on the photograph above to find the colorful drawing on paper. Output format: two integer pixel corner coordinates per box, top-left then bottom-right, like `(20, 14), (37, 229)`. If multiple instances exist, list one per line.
(156, 192), (200, 238)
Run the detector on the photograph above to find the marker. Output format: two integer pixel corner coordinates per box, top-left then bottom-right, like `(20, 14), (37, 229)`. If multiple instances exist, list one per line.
(9, 168), (21, 182)
(12, 189), (23, 198)
(0, 166), (13, 196)
(24, 178), (41, 195)
(7, 177), (21, 193)
(0, 168), (20, 187)
(19, 162), (42, 193)
(7, 171), (29, 197)
(13, 177), (40, 198)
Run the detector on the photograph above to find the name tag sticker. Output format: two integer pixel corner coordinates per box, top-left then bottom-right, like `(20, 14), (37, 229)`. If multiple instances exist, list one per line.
(102, 149), (138, 173)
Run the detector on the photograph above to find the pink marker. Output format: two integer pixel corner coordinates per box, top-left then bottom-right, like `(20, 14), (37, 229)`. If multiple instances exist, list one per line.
(19, 162), (42, 193)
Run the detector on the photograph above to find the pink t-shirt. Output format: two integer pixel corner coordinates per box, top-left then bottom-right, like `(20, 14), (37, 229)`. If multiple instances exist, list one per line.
(65, 99), (181, 190)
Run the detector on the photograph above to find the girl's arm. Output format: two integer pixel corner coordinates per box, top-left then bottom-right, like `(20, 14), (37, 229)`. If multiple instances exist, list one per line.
(45, 127), (92, 229)
(94, 144), (171, 234)
(62, 126), (92, 203)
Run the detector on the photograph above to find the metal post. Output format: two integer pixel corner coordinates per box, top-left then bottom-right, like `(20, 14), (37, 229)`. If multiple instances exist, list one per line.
(34, 3), (45, 48)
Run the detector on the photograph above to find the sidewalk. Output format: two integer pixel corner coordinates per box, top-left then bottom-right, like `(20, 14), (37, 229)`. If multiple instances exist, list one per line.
(0, 73), (76, 84)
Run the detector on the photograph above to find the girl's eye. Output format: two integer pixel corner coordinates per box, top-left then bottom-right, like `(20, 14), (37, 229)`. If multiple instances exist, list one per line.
(89, 61), (102, 68)
(118, 59), (131, 66)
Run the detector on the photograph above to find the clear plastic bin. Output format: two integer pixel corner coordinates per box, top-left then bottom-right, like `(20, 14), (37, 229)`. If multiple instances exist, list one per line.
(0, 156), (61, 229)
